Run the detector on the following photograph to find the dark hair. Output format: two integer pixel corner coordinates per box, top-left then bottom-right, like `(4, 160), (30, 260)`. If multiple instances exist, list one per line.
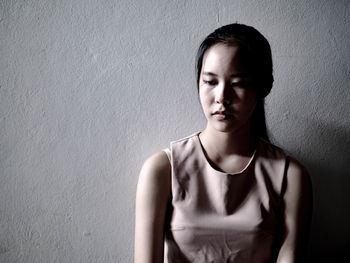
(195, 23), (273, 141)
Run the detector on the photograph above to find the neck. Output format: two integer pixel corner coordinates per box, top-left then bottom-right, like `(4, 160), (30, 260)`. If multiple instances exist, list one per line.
(199, 123), (256, 158)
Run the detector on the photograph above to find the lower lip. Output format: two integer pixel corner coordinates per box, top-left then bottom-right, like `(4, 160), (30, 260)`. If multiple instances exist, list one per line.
(213, 114), (232, 120)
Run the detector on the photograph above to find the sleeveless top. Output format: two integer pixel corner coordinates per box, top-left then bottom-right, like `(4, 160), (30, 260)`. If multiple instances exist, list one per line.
(162, 132), (288, 263)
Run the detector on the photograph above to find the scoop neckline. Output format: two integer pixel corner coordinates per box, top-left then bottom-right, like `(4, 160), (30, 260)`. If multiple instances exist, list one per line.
(194, 132), (259, 175)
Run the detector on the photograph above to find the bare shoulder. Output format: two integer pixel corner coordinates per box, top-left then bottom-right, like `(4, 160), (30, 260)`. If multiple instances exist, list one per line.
(277, 157), (312, 261)
(284, 156), (313, 216)
(135, 151), (171, 262)
(140, 151), (171, 180)
(137, 151), (171, 197)
(286, 157), (312, 191)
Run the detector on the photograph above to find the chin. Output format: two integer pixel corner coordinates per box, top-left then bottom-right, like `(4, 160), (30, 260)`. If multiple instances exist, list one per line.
(210, 119), (249, 134)
(212, 122), (237, 133)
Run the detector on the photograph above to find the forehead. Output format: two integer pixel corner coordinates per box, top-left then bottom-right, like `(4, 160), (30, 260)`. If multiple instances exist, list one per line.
(201, 44), (250, 75)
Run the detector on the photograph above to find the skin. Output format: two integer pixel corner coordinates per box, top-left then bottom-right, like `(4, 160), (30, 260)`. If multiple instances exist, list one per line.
(134, 44), (312, 263)
(198, 44), (258, 173)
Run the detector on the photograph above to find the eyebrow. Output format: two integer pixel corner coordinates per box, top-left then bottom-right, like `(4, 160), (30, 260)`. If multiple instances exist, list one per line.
(202, 72), (248, 78)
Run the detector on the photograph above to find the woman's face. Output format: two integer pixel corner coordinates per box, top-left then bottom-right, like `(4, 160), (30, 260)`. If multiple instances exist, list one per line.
(199, 44), (257, 134)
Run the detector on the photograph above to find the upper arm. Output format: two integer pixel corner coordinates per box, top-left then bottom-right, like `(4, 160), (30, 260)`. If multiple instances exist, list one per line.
(277, 157), (313, 263)
(134, 151), (171, 263)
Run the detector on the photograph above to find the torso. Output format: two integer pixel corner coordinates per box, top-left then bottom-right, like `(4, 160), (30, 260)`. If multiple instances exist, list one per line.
(163, 132), (288, 263)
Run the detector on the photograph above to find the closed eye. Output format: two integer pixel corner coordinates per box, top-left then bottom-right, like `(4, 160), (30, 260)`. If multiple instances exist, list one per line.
(203, 80), (217, 85)
(231, 82), (251, 88)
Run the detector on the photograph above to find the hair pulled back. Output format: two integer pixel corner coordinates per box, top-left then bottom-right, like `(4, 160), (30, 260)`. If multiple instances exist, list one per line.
(195, 23), (274, 141)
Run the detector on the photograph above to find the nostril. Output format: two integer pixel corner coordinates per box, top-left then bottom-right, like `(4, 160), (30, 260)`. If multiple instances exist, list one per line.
(215, 98), (231, 105)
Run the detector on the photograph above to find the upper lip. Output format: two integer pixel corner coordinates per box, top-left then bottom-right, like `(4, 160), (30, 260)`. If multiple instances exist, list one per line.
(213, 110), (233, 116)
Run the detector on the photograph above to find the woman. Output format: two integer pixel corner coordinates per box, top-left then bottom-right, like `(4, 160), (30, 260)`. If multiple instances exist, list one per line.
(135, 23), (312, 263)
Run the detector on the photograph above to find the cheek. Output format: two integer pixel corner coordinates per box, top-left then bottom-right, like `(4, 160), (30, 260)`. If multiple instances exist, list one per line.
(246, 98), (258, 115)
(199, 89), (207, 104)
(199, 95), (207, 110)
(200, 85), (215, 99)
(199, 91), (212, 113)
(237, 91), (257, 114)
(243, 89), (257, 104)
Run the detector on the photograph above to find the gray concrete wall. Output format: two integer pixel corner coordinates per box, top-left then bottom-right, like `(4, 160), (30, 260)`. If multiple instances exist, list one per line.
(1, 0), (349, 262)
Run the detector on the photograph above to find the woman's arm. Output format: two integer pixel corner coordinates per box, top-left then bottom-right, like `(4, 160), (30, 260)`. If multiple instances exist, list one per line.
(277, 157), (313, 263)
(134, 151), (171, 263)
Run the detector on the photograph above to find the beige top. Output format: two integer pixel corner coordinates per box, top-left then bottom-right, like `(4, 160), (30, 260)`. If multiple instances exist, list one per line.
(163, 132), (288, 263)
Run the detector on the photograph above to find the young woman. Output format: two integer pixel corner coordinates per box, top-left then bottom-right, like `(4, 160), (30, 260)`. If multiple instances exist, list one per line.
(135, 23), (312, 263)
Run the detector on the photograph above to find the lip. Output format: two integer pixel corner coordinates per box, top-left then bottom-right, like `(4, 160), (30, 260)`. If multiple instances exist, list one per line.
(212, 111), (234, 120)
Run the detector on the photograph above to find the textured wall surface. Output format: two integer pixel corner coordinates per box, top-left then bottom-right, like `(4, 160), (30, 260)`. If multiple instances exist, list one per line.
(1, 0), (349, 262)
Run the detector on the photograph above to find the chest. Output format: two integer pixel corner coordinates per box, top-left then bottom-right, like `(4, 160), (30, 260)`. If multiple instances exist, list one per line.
(165, 181), (278, 262)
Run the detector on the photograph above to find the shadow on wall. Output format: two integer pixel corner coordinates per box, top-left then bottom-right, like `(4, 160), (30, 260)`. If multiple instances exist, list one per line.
(298, 119), (350, 262)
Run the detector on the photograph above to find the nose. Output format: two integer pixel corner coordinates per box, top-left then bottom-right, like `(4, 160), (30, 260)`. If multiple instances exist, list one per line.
(215, 82), (232, 105)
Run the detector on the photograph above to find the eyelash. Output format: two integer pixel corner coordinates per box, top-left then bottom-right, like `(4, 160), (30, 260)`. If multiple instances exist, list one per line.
(203, 80), (250, 87)
(203, 80), (217, 85)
